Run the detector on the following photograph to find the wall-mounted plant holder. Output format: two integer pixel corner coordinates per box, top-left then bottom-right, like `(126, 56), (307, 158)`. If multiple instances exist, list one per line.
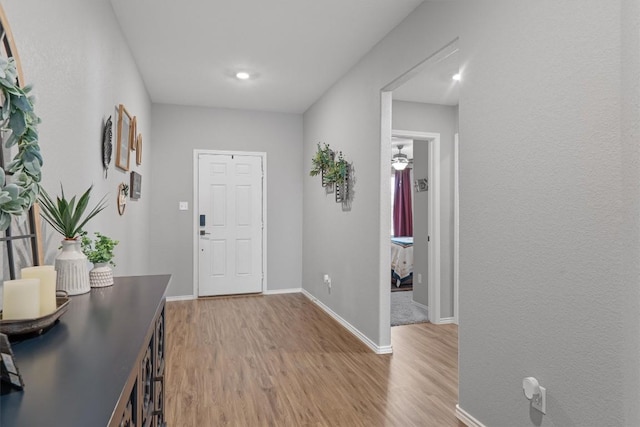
(310, 143), (334, 186)
(321, 151), (335, 187)
(335, 168), (349, 203)
(310, 143), (352, 204)
(117, 183), (129, 216)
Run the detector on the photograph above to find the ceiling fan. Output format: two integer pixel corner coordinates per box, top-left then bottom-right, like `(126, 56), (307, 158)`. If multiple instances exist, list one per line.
(391, 144), (410, 170)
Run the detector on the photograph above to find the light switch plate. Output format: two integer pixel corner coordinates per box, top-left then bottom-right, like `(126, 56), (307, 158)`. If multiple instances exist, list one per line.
(179, 201), (189, 211)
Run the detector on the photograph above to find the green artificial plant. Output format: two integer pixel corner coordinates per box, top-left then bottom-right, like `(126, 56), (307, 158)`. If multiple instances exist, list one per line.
(38, 185), (107, 240)
(0, 56), (42, 230)
(80, 231), (119, 266)
(309, 143), (334, 177)
(324, 151), (348, 185)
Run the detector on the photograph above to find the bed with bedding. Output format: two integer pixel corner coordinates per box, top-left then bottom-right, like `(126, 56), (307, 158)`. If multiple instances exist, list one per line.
(391, 236), (413, 290)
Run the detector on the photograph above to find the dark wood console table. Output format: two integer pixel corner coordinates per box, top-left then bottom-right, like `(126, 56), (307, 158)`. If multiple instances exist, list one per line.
(0, 274), (170, 427)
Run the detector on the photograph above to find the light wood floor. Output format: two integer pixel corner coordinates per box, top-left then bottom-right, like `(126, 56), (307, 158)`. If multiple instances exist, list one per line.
(165, 293), (463, 426)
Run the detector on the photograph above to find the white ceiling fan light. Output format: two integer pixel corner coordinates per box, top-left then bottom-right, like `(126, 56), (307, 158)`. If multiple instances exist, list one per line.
(392, 144), (409, 171)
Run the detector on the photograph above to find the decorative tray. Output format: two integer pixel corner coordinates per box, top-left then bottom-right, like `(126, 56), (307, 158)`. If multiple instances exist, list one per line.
(0, 292), (70, 336)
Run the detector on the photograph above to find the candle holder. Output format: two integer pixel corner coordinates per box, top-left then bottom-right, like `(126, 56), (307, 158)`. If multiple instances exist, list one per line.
(0, 291), (70, 337)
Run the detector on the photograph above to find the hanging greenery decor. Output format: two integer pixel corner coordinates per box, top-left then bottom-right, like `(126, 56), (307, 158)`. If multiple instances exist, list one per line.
(324, 151), (348, 185)
(0, 56), (42, 230)
(310, 143), (351, 203)
(309, 142), (334, 184)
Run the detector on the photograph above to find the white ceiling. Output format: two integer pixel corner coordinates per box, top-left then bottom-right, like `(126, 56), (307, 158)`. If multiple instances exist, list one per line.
(392, 137), (413, 159)
(393, 50), (460, 106)
(109, 0), (424, 114)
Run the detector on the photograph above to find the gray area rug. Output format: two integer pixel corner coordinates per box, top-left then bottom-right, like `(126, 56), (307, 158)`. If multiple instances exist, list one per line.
(391, 290), (429, 326)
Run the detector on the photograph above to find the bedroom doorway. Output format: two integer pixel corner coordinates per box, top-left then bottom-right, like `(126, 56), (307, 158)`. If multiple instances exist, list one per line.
(380, 39), (459, 337)
(390, 131), (441, 325)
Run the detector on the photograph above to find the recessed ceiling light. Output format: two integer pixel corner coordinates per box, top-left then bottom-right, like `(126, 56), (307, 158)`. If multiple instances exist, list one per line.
(452, 73), (461, 81)
(236, 71), (251, 80)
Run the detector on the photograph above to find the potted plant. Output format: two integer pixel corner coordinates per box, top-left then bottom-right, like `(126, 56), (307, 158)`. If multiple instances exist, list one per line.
(81, 231), (118, 288)
(0, 56), (42, 231)
(38, 185), (107, 295)
(309, 143), (334, 186)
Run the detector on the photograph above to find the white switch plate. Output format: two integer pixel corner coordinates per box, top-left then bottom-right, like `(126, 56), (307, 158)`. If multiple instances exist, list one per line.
(179, 201), (189, 211)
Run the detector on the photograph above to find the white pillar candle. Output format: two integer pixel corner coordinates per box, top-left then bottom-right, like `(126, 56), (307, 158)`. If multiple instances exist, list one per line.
(21, 266), (57, 316)
(2, 279), (40, 320)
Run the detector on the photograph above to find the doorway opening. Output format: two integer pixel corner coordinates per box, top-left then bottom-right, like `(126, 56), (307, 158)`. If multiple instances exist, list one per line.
(389, 131), (441, 326)
(380, 39), (460, 342)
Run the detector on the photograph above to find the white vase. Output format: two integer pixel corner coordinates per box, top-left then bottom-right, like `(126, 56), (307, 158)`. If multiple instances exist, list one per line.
(55, 240), (90, 295)
(90, 262), (114, 288)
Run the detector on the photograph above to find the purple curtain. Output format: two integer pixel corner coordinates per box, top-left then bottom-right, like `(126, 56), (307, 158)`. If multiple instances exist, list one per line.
(393, 168), (413, 237)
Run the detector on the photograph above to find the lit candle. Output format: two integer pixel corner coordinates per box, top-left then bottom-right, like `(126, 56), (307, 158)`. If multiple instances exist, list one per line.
(21, 266), (57, 316)
(2, 279), (40, 320)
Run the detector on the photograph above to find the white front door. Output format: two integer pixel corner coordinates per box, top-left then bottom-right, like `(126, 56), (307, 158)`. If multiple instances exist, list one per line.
(198, 153), (263, 296)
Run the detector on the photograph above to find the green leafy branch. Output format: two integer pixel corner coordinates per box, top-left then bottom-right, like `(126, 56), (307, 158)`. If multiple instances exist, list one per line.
(309, 143), (334, 177)
(324, 151), (349, 184)
(0, 56), (42, 230)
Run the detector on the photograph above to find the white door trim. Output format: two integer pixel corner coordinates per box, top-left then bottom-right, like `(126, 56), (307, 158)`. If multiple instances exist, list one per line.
(192, 149), (267, 297)
(392, 129), (441, 324)
(454, 133), (459, 325)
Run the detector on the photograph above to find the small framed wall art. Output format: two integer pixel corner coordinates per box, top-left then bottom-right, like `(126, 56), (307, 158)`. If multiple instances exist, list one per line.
(130, 116), (137, 151)
(115, 104), (133, 171)
(136, 134), (142, 165)
(130, 171), (142, 200)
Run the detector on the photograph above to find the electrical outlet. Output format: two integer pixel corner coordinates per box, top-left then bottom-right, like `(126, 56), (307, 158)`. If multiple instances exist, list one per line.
(532, 386), (546, 414)
(179, 201), (189, 211)
(417, 273), (422, 284)
(323, 274), (331, 290)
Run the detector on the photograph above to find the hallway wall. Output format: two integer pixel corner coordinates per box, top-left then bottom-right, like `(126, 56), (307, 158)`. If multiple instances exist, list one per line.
(303, 1), (640, 425)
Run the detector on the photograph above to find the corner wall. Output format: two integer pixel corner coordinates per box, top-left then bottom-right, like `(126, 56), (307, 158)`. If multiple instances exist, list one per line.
(303, 0), (640, 425)
(2, 0), (152, 275)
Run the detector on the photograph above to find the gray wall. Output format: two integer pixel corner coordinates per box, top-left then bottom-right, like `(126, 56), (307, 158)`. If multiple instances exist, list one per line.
(149, 104), (303, 297)
(2, 0), (152, 276)
(304, 0), (640, 425)
(393, 100), (458, 318)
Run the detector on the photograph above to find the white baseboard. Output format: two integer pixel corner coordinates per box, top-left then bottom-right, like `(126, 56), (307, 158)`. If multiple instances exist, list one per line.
(412, 300), (429, 312)
(301, 289), (392, 354)
(263, 288), (302, 295)
(439, 317), (456, 324)
(168, 288), (301, 300)
(456, 405), (487, 427)
(166, 295), (196, 302)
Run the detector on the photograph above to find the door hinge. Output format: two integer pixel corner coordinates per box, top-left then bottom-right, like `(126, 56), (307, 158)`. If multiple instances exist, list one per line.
(428, 235), (430, 242)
